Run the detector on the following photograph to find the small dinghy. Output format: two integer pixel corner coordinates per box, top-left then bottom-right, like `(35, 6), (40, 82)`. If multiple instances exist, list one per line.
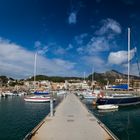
(97, 104), (118, 110)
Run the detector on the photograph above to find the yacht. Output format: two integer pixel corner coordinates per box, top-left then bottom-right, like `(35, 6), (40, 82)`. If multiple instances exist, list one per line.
(96, 93), (140, 106)
(96, 28), (140, 106)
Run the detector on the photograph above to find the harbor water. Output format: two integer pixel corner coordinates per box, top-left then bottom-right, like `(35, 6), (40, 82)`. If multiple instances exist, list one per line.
(1, 96), (140, 140)
(85, 100), (140, 140)
(0, 96), (61, 140)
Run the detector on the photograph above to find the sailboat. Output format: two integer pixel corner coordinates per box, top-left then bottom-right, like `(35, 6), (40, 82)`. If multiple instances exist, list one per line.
(83, 68), (100, 99)
(24, 53), (51, 103)
(96, 28), (140, 106)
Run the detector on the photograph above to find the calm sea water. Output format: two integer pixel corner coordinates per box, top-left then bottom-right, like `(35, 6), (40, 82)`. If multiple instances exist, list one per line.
(1, 96), (140, 140)
(0, 96), (61, 140)
(85, 100), (140, 140)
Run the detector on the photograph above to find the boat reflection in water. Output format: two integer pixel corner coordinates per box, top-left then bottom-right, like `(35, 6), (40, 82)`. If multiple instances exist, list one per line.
(97, 104), (119, 110)
(98, 108), (118, 113)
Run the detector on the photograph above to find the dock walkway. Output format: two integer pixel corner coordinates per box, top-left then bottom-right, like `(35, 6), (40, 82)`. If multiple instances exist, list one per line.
(31, 93), (117, 140)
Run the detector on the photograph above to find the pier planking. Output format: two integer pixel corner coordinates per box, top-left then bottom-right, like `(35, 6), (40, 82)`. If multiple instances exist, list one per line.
(30, 93), (118, 140)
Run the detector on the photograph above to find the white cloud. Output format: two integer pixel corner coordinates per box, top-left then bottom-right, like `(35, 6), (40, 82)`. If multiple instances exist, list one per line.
(77, 18), (121, 55)
(86, 36), (110, 53)
(38, 46), (48, 55)
(77, 47), (84, 54)
(0, 38), (77, 78)
(45, 43), (73, 56)
(120, 62), (140, 76)
(76, 35), (117, 55)
(66, 44), (73, 50)
(74, 33), (88, 45)
(108, 50), (128, 65)
(108, 48), (136, 65)
(34, 41), (48, 55)
(96, 18), (121, 35)
(43, 43), (67, 56)
(68, 12), (77, 24)
(53, 46), (66, 55)
(82, 55), (108, 72)
(73, 18), (123, 75)
(35, 41), (41, 48)
(48, 43), (73, 55)
(51, 59), (74, 70)
(130, 63), (140, 76)
(84, 56), (104, 65)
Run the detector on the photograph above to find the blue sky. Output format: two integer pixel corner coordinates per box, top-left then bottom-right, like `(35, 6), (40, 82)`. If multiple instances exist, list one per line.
(0, 0), (140, 78)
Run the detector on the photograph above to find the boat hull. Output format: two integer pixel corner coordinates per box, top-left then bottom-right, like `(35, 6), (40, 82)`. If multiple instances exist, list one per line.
(24, 96), (51, 103)
(96, 96), (140, 106)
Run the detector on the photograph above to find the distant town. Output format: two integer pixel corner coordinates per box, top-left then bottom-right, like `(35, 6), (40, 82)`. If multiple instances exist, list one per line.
(0, 70), (140, 93)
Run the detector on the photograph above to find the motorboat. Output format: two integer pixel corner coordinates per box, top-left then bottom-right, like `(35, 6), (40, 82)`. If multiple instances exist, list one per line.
(24, 95), (52, 103)
(97, 104), (119, 110)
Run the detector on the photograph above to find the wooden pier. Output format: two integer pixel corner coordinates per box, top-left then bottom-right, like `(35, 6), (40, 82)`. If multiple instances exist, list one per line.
(25, 93), (118, 140)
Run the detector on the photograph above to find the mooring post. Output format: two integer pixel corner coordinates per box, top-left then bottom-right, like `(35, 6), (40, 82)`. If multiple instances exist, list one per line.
(50, 98), (53, 117)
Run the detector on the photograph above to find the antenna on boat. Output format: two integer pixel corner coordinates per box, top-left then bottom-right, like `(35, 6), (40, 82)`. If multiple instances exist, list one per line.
(128, 28), (130, 91)
(34, 52), (37, 92)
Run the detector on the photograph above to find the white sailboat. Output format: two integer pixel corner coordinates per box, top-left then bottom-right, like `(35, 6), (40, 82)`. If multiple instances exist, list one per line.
(96, 28), (140, 107)
(83, 68), (100, 99)
(24, 53), (51, 103)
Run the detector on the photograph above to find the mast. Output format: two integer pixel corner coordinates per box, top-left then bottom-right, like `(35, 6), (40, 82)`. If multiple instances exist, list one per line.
(92, 67), (94, 90)
(128, 28), (130, 91)
(34, 52), (37, 91)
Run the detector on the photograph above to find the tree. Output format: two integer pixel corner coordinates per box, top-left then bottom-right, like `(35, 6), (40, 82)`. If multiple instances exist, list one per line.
(0, 76), (8, 86)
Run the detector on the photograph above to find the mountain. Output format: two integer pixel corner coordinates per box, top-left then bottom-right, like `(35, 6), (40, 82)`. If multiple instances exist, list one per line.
(88, 69), (140, 85)
(105, 70), (140, 80)
(26, 70), (140, 84)
(0, 69), (139, 85)
(27, 75), (82, 82)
